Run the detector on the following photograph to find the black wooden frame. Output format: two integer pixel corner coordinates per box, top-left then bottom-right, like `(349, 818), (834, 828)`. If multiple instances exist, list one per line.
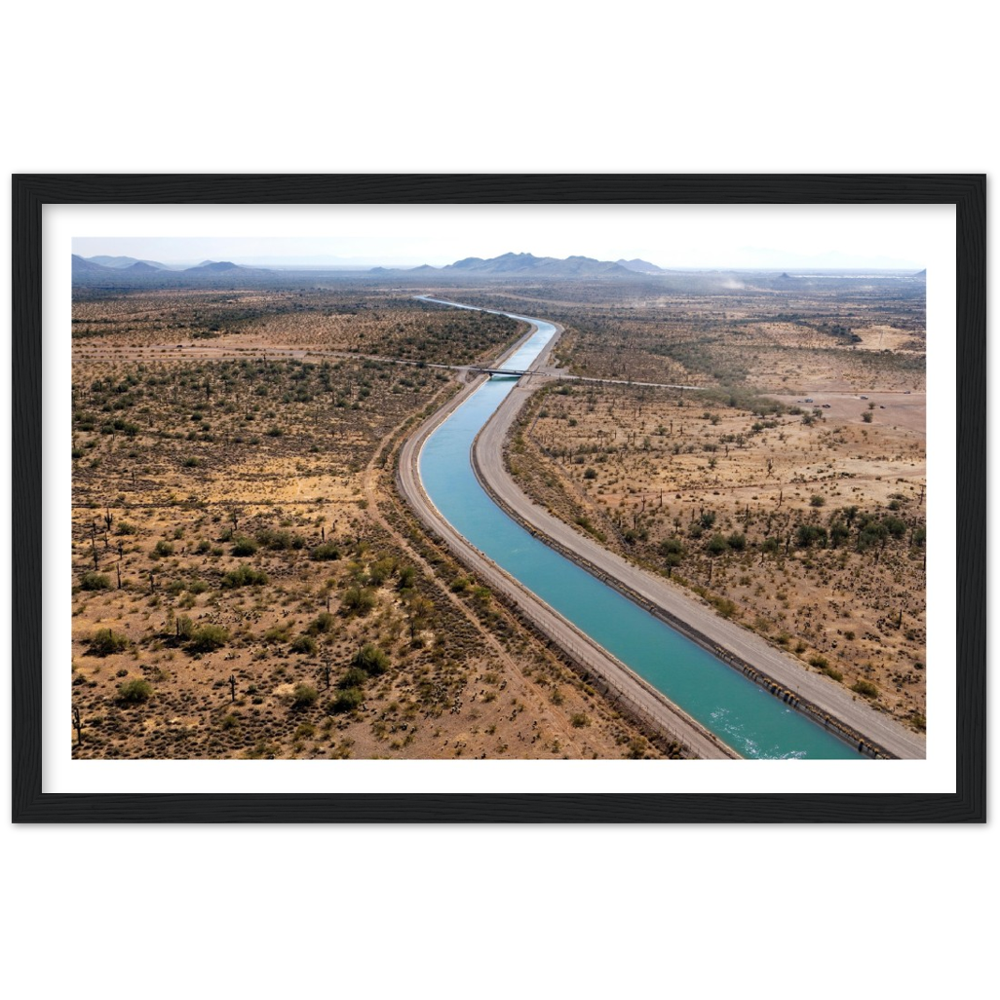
(11, 174), (986, 822)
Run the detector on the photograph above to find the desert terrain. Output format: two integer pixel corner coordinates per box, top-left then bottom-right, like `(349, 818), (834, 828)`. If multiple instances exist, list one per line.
(70, 286), (678, 759)
(485, 275), (927, 731)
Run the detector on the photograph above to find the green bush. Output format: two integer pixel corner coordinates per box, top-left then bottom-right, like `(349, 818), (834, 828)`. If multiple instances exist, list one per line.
(290, 635), (317, 655)
(705, 533), (729, 556)
(339, 667), (368, 689)
(256, 528), (305, 551)
(851, 679), (879, 698)
(342, 586), (376, 615)
(221, 565), (268, 588)
(883, 516), (907, 538)
(796, 524), (828, 548)
(116, 678), (152, 704)
(88, 628), (129, 656)
(188, 624), (230, 652)
(367, 557), (398, 586)
(331, 687), (364, 713)
(351, 643), (390, 677)
(80, 571), (111, 591)
(292, 683), (318, 709)
(310, 542), (341, 561)
(230, 535), (259, 557)
(151, 539), (174, 558)
(307, 612), (336, 635)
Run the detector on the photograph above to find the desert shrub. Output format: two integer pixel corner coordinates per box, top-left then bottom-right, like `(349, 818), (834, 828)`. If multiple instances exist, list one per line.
(706, 534), (729, 556)
(230, 535), (259, 557)
(88, 628), (129, 656)
(796, 524), (827, 548)
(822, 665), (844, 682)
(342, 586), (376, 615)
(256, 528), (305, 551)
(307, 612), (336, 635)
(367, 557), (398, 586)
(351, 643), (389, 677)
(290, 635), (317, 655)
(808, 654), (829, 669)
(339, 667), (368, 689)
(883, 516), (907, 538)
(291, 683), (318, 709)
(221, 566), (268, 588)
(851, 679), (879, 698)
(726, 532), (746, 551)
(115, 678), (152, 704)
(570, 713), (591, 728)
(810, 495), (826, 507)
(713, 597), (738, 619)
(331, 687), (364, 713)
(310, 542), (341, 561)
(188, 624), (229, 652)
(80, 571), (111, 591)
(151, 539), (174, 558)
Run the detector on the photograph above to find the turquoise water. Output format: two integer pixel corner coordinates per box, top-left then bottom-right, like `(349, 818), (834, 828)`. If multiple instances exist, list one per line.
(419, 314), (860, 759)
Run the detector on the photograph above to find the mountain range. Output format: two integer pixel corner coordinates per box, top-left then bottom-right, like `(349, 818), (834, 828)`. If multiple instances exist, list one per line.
(371, 251), (653, 279)
(71, 256), (277, 286)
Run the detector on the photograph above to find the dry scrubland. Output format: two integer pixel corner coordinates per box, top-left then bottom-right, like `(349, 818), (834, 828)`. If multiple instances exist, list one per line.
(494, 279), (927, 731)
(71, 288), (674, 760)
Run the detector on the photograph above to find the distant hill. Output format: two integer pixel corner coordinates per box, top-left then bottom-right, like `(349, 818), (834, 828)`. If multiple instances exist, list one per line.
(87, 255), (170, 269)
(616, 258), (666, 273)
(72, 256), (274, 288)
(183, 260), (248, 274)
(72, 254), (111, 273)
(381, 251), (636, 279)
(914, 269), (926, 277)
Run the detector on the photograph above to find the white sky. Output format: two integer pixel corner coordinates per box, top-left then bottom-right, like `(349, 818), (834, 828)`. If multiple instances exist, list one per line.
(69, 203), (934, 269)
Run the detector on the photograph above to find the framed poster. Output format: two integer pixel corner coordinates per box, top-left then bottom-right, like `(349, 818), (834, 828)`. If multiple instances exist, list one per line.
(13, 172), (985, 825)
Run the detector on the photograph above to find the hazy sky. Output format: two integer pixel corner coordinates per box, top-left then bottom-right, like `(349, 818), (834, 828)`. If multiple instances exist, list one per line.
(70, 204), (939, 269)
